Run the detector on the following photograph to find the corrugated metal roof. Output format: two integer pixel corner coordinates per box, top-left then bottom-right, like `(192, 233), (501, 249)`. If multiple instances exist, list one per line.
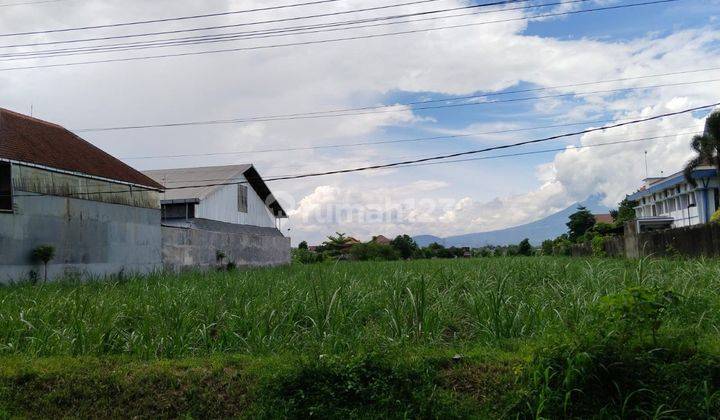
(144, 165), (251, 201)
(143, 164), (287, 217)
(0, 108), (163, 190)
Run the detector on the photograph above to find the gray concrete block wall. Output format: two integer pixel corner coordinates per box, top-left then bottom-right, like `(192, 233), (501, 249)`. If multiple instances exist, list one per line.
(0, 192), (162, 282)
(161, 224), (291, 271)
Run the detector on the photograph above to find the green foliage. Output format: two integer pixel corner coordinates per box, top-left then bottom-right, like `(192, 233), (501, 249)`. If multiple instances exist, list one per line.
(591, 235), (606, 257)
(298, 241), (309, 250)
(711, 209), (720, 223)
(322, 232), (353, 258)
(612, 197), (638, 226)
(552, 236), (572, 256)
(349, 242), (400, 261)
(684, 110), (720, 187)
(389, 235), (419, 259)
(292, 248), (324, 264)
(31, 245), (55, 282)
(598, 287), (681, 346)
(517, 239), (533, 256)
(566, 206), (596, 242)
(31, 245), (55, 265)
(1, 258), (720, 417)
(215, 250), (226, 264)
(540, 240), (554, 256)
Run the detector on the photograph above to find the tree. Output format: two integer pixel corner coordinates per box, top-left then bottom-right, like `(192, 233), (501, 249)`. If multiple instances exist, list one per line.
(349, 243), (400, 261)
(567, 206), (596, 242)
(298, 241), (308, 250)
(390, 235), (419, 259)
(322, 232), (353, 258)
(518, 238), (533, 256)
(541, 240), (554, 256)
(684, 110), (720, 187)
(611, 197), (638, 226)
(32, 245), (55, 282)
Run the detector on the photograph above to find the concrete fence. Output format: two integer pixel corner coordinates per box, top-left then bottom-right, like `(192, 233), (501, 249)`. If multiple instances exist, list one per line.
(161, 219), (291, 271)
(624, 222), (720, 258)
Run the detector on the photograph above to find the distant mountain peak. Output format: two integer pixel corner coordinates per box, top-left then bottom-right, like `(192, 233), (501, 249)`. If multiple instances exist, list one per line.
(414, 195), (610, 247)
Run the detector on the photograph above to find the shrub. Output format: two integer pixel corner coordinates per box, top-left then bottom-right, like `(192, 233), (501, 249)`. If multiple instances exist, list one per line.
(292, 248), (323, 264)
(349, 243), (400, 261)
(591, 236), (606, 257)
(710, 209), (720, 223)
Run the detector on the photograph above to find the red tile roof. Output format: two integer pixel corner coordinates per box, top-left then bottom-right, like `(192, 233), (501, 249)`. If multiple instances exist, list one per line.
(0, 108), (163, 190)
(371, 235), (392, 245)
(594, 214), (614, 224)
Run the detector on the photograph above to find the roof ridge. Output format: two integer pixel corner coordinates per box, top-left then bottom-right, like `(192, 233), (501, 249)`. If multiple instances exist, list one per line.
(0, 107), (66, 130)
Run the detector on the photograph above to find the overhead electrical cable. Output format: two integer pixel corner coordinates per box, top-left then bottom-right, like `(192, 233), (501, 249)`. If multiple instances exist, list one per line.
(153, 127), (702, 183)
(0, 0), (536, 50)
(0, 0), (70, 6)
(118, 115), (703, 161)
(9, 101), (715, 199)
(3, 129), (706, 198)
(0, 0), (681, 72)
(0, 0), (465, 38)
(76, 75), (720, 133)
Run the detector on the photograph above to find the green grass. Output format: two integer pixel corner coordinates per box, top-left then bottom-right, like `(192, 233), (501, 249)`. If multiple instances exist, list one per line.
(1, 257), (720, 417)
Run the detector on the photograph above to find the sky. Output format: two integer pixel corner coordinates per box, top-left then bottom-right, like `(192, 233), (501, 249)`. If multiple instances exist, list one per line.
(1, 0), (720, 245)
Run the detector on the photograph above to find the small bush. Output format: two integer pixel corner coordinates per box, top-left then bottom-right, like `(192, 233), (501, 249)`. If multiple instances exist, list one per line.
(591, 236), (606, 257)
(349, 243), (400, 261)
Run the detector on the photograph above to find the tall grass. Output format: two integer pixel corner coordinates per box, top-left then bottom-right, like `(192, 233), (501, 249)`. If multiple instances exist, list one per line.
(0, 257), (719, 359)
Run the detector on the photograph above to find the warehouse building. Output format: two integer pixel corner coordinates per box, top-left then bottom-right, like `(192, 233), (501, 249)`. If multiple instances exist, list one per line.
(144, 165), (291, 270)
(0, 108), (165, 282)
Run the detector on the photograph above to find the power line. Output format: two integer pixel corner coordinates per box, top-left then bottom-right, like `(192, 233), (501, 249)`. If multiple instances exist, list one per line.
(0, 0), (71, 7)
(0, 0), (356, 37)
(2, 130), (704, 198)
(253, 101), (720, 183)
(0, 0), (681, 72)
(118, 114), (702, 161)
(0, 0), (533, 51)
(78, 74), (720, 133)
(9, 100), (715, 198)
(154, 127), (702, 183)
(0, 0), (476, 38)
(388, 131), (703, 171)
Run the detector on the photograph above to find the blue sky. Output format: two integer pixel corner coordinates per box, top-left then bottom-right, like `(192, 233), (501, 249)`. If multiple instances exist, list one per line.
(1, 0), (720, 244)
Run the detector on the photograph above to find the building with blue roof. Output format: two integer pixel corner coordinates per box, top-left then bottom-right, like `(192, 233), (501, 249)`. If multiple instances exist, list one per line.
(628, 165), (718, 231)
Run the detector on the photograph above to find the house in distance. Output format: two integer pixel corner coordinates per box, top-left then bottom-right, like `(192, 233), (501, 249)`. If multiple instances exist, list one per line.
(628, 165), (719, 231)
(143, 165), (290, 270)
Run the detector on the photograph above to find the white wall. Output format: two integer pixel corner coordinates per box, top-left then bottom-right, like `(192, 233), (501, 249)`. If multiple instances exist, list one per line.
(196, 173), (277, 228)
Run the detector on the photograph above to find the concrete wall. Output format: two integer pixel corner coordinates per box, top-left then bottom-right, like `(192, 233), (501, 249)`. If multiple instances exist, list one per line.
(0, 192), (162, 282)
(624, 222), (720, 258)
(161, 219), (290, 271)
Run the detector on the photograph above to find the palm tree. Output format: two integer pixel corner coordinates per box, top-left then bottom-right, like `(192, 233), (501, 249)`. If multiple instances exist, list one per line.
(684, 110), (720, 187)
(32, 245), (55, 283)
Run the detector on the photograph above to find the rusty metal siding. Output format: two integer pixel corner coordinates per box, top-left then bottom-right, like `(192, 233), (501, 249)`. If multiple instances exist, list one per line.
(11, 164), (160, 209)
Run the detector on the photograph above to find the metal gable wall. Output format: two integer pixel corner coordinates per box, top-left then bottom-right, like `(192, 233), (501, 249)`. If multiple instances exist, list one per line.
(195, 172), (277, 228)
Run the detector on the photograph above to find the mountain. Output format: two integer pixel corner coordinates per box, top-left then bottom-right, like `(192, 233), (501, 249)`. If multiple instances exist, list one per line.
(413, 195), (609, 247)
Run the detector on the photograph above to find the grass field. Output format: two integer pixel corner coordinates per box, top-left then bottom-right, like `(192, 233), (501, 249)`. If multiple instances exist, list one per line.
(1, 257), (720, 418)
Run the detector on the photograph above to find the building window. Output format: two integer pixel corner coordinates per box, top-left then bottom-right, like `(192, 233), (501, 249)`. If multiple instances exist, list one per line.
(238, 184), (248, 213)
(689, 193), (696, 207)
(162, 203), (195, 219)
(0, 162), (11, 211)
